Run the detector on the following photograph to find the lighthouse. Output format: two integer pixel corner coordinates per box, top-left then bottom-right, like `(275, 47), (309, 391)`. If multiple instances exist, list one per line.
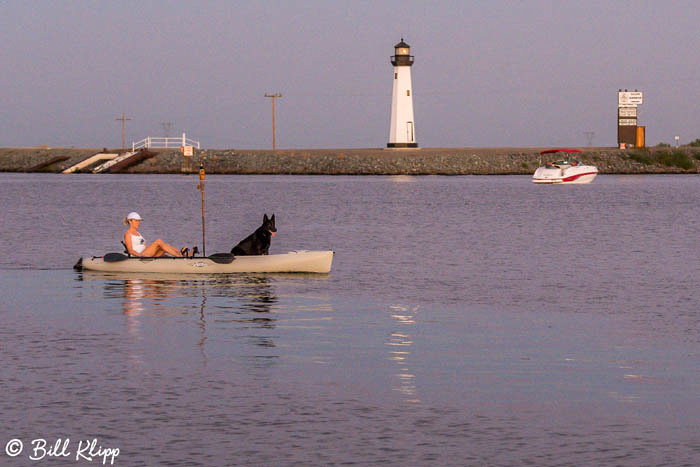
(388, 38), (417, 148)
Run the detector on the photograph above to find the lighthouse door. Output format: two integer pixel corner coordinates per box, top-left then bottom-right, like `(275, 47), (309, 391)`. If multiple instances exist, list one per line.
(406, 122), (414, 142)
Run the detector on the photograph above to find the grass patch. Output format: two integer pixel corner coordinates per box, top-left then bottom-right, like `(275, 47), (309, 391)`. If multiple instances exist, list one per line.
(628, 151), (654, 165)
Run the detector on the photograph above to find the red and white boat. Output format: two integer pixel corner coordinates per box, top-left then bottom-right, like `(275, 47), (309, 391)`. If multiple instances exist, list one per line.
(532, 149), (598, 184)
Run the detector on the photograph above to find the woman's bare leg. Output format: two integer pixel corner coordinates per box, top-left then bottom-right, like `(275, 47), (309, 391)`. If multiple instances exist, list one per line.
(141, 239), (182, 257)
(140, 243), (161, 257)
(153, 239), (183, 257)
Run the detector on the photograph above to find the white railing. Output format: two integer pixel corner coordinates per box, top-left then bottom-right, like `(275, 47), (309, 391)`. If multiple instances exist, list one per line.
(132, 133), (200, 151)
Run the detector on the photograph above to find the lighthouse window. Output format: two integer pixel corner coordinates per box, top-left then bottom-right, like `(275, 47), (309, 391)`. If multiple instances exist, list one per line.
(394, 73), (397, 79)
(406, 90), (410, 96)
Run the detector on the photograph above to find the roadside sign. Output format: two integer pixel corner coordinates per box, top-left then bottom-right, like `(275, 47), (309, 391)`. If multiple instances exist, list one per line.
(618, 91), (643, 106)
(619, 118), (637, 126)
(618, 107), (637, 117)
(182, 146), (194, 156)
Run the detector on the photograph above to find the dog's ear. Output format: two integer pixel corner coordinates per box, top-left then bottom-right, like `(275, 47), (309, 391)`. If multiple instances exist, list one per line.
(263, 214), (269, 223)
(271, 214), (275, 222)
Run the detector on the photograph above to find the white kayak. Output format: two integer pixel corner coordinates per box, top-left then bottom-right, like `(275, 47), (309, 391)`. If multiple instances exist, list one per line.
(77, 250), (334, 274)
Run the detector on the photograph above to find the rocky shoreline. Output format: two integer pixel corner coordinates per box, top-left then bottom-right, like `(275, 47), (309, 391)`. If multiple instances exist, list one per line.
(2, 146), (699, 175)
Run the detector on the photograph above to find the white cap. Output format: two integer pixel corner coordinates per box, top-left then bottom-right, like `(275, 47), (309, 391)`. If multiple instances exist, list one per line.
(126, 212), (142, 221)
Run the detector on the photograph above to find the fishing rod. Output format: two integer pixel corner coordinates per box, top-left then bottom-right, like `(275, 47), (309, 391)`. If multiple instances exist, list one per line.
(197, 165), (206, 256)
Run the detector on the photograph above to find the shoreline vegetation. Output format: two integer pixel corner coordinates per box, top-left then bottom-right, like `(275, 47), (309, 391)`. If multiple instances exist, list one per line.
(2, 146), (700, 175)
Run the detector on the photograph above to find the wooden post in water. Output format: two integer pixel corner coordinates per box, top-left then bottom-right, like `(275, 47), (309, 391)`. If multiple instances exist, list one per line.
(197, 165), (206, 256)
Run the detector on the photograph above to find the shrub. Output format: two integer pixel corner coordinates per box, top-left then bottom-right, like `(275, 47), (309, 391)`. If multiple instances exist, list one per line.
(521, 162), (529, 169)
(689, 139), (700, 147)
(656, 142), (671, 147)
(627, 150), (694, 169)
(657, 150), (695, 170)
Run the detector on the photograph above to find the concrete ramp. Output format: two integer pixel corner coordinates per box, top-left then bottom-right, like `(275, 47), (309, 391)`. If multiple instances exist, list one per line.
(92, 151), (137, 173)
(28, 156), (70, 172)
(92, 149), (157, 173)
(62, 153), (118, 174)
(106, 149), (157, 172)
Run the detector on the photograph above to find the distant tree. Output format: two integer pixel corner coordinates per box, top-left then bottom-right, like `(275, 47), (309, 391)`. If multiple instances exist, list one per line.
(689, 138), (700, 147)
(656, 142), (671, 147)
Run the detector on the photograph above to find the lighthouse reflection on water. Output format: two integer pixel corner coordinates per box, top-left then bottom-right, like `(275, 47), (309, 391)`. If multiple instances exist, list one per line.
(387, 304), (420, 403)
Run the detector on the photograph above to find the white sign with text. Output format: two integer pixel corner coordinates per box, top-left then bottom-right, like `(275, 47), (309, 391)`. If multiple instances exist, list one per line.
(618, 107), (637, 117)
(618, 91), (643, 106)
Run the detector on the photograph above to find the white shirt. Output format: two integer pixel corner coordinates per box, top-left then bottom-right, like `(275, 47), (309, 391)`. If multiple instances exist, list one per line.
(130, 233), (146, 254)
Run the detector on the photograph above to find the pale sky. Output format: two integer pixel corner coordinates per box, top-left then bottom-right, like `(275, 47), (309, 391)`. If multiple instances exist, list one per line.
(1, 0), (698, 149)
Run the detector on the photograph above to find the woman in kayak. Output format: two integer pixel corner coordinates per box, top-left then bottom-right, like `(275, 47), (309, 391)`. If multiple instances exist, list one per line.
(123, 212), (185, 257)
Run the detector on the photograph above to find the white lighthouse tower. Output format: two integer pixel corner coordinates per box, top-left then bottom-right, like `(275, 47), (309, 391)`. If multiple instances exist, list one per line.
(388, 38), (417, 148)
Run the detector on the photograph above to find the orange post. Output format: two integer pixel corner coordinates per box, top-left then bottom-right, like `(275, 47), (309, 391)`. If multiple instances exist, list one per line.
(636, 126), (646, 148)
(197, 166), (206, 256)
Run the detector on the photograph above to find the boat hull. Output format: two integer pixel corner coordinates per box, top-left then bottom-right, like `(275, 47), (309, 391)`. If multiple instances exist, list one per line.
(532, 172), (598, 184)
(532, 167), (598, 184)
(80, 250), (334, 274)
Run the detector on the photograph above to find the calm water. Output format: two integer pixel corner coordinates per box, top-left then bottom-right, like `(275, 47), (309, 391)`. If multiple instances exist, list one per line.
(1, 173), (698, 466)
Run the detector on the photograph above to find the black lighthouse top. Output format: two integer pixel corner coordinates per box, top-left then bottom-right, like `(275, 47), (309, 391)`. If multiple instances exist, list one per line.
(391, 38), (414, 66)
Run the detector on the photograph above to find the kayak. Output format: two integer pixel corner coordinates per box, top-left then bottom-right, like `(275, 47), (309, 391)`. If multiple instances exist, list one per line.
(76, 250), (334, 274)
(78, 271), (332, 282)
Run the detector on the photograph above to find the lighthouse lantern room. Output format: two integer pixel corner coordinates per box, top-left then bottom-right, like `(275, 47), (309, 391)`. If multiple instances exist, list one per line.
(388, 38), (417, 148)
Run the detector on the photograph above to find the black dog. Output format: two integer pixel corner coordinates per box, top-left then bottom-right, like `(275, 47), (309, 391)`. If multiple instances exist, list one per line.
(231, 214), (276, 256)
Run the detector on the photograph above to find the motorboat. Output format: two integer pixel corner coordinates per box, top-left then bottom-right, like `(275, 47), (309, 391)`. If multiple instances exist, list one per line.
(75, 250), (334, 274)
(532, 149), (598, 184)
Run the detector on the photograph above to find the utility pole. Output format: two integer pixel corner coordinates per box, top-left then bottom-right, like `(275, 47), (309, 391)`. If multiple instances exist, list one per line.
(160, 122), (173, 137)
(115, 114), (132, 149)
(264, 93), (282, 149)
